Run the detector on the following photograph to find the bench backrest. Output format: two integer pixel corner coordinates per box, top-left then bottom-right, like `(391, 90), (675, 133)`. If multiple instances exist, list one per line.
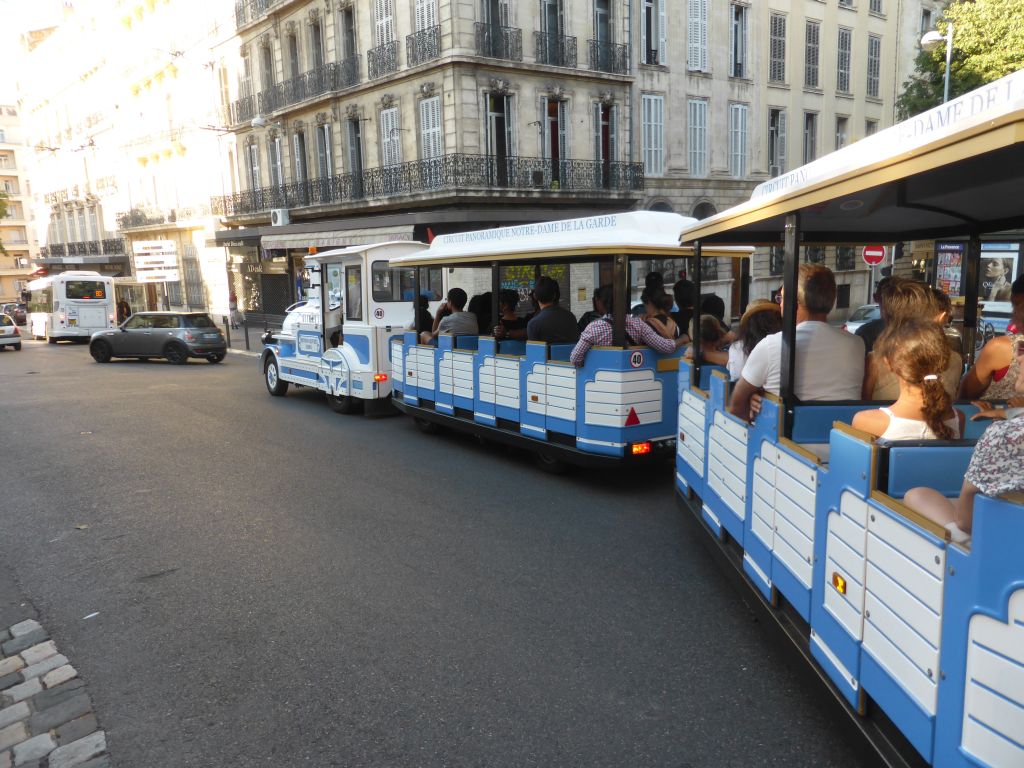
(876, 438), (976, 498)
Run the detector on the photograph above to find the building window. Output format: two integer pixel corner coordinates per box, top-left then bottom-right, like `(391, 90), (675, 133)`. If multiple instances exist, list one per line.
(642, 0), (666, 64)
(729, 103), (748, 178)
(642, 94), (665, 176)
(687, 0), (708, 71)
(375, 0), (395, 47)
(865, 119), (878, 136)
(804, 20), (819, 88)
(769, 246), (784, 276)
(803, 112), (817, 164)
(379, 106), (402, 166)
(805, 246), (825, 264)
(835, 115), (848, 149)
(310, 18), (325, 70)
(419, 95), (443, 159)
(867, 35), (882, 98)
(688, 99), (708, 177)
(316, 124), (333, 177)
(920, 9), (932, 35)
(268, 136), (284, 186)
(593, 102), (618, 166)
(729, 4), (747, 78)
(247, 142), (261, 189)
(837, 28), (852, 93)
(839, 0), (852, 7)
(869, 0), (882, 12)
(769, 13), (786, 83)
(768, 108), (786, 177)
(0, 129), (5, 142)
(836, 246), (856, 271)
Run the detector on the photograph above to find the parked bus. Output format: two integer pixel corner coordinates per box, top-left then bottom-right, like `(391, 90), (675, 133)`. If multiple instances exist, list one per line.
(27, 271), (116, 343)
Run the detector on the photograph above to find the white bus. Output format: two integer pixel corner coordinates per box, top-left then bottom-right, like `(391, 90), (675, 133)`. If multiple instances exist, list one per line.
(27, 271), (116, 343)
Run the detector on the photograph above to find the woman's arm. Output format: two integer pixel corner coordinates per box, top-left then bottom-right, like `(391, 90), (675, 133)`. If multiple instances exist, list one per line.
(959, 336), (1010, 399)
(862, 353), (878, 400)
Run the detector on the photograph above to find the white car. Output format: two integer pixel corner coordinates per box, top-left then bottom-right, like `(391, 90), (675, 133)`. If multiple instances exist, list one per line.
(0, 313), (22, 350)
(842, 303), (880, 334)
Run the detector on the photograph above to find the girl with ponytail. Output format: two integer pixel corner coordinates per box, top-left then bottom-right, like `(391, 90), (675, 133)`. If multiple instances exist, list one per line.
(852, 319), (965, 440)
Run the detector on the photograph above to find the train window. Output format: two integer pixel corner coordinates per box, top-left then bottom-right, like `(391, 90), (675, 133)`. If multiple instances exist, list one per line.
(325, 265), (343, 311)
(345, 265), (362, 320)
(370, 261), (442, 302)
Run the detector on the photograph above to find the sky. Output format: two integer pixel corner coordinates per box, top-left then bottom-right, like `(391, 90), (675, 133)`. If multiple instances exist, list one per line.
(0, 0), (66, 102)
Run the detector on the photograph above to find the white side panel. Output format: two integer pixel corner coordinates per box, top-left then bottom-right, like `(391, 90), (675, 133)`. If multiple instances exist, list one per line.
(439, 350), (455, 395)
(526, 363), (546, 415)
(545, 365), (577, 420)
(677, 391), (706, 477)
(478, 357), (497, 404)
(962, 589), (1024, 767)
(585, 370), (663, 426)
(494, 357), (520, 409)
(823, 492), (870, 641)
(452, 352), (475, 399)
(410, 346), (436, 391)
(391, 341), (404, 385)
(771, 447), (817, 588)
(862, 509), (945, 715)
(750, 445), (776, 549)
(706, 410), (748, 520)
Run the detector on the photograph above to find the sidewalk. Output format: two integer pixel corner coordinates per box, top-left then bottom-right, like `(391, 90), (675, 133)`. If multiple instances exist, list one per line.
(222, 319), (276, 358)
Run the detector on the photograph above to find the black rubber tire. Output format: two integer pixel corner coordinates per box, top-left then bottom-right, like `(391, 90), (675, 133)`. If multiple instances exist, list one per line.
(165, 343), (189, 365)
(264, 357), (288, 396)
(413, 416), (440, 435)
(207, 352), (225, 364)
(326, 392), (358, 414)
(13, 342), (21, 351)
(535, 450), (571, 475)
(47, 335), (57, 344)
(89, 340), (112, 363)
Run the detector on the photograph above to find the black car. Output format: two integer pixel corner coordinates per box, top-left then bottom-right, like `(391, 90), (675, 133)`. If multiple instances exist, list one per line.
(89, 312), (227, 364)
(1, 302), (27, 325)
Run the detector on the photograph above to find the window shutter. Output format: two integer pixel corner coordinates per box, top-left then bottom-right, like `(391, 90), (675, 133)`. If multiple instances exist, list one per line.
(499, 0), (511, 26)
(557, 100), (567, 162)
(420, 96), (442, 159)
(609, 105), (617, 162)
(380, 107), (401, 166)
(687, 0), (699, 69)
(248, 143), (260, 188)
(415, 0), (424, 32)
(658, 0), (667, 64)
(593, 102), (601, 162)
(778, 110), (787, 174)
(347, 121), (361, 172)
(293, 133), (304, 182)
(376, 0), (393, 46)
(640, 2), (647, 62)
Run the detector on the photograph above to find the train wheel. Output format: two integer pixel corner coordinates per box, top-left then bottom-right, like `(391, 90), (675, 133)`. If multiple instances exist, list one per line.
(414, 417), (440, 435)
(326, 392), (358, 414)
(535, 450), (571, 475)
(264, 358), (288, 396)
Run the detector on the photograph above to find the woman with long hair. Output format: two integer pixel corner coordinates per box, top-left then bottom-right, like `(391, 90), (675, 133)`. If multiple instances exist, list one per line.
(852, 319), (965, 440)
(726, 300), (782, 381)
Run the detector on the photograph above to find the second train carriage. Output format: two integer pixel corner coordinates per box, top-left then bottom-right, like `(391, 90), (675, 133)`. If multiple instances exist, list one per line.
(385, 212), (751, 467)
(675, 69), (1024, 768)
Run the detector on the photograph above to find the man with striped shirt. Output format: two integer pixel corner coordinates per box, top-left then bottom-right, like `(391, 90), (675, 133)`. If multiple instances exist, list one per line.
(570, 285), (676, 367)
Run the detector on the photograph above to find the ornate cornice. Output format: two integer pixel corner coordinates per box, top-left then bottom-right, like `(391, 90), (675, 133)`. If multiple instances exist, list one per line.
(315, 111), (330, 125)
(489, 77), (511, 95)
(307, 7), (320, 24)
(379, 93), (395, 109)
(344, 103), (360, 121)
(419, 81), (436, 98)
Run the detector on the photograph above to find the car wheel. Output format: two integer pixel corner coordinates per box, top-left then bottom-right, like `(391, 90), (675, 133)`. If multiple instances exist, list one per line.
(264, 357), (288, 396)
(207, 352), (225, 364)
(326, 391), (358, 414)
(13, 342), (22, 351)
(47, 334), (57, 344)
(90, 340), (112, 363)
(165, 342), (189, 365)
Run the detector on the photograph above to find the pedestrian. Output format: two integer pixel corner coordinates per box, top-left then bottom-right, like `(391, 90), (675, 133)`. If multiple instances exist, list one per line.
(229, 292), (243, 329)
(116, 298), (132, 324)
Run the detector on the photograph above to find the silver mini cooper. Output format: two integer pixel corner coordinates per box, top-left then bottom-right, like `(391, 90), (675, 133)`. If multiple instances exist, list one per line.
(89, 312), (227, 364)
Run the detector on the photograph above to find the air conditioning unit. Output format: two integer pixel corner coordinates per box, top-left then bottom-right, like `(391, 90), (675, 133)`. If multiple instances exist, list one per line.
(270, 208), (290, 226)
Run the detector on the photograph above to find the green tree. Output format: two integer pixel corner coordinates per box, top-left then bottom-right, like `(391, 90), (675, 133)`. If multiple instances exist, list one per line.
(0, 192), (7, 256)
(896, 0), (1024, 119)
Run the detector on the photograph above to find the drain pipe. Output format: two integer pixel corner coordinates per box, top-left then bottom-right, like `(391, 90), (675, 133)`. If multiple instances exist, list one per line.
(626, 0), (634, 167)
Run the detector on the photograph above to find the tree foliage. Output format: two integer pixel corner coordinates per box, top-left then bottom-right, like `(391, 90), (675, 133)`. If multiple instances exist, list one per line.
(896, 0), (1024, 119)
(0, 192), (6, 256)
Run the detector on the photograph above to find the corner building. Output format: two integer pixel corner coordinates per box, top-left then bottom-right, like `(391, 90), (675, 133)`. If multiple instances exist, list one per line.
(214, 0), (909, 319)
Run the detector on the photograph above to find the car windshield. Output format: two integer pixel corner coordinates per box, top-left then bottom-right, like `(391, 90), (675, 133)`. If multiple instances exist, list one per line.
(186, 314), (216, 328)
(849, 305), (878, 321)
(1, 316), (12, 326)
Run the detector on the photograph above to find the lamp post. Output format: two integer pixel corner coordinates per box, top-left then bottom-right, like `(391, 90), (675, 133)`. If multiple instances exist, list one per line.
(921, 23), (954, 104)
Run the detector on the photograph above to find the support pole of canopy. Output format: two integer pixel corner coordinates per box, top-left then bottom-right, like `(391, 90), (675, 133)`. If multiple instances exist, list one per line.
(412, 267), (422, 335)
(490, 262), (500, 336)
(963, 234), (981, 367)
(739, 254), (750, 317)
(692, 241), (703, 387)
(612, 253), (628, 347)
(780, 213), (801, 439)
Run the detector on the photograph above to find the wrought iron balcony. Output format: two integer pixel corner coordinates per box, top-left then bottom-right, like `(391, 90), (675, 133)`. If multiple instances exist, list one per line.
(242, 59), (359, 123)
(588, 40), (629, 74)
(367, 41), (399, 80)
(211, 154), (644, 217)
(534, 32), (577, 67)
(102, 238), (125, 254)
(406, 25), (441, 67)
(230, 94), (257, 126)
(116, 205), (213, 230)
(475, 23), (523, 61)
(234, 0), (271, 29)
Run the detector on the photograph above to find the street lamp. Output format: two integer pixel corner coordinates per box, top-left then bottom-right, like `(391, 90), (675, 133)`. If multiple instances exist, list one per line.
(921, 23), (954, 104)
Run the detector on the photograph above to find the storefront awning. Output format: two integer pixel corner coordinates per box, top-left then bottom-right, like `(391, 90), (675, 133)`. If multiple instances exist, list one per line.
(260, 225), (416, 250)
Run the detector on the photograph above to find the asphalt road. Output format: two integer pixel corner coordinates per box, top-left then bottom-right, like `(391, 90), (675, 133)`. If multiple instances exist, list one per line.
(1, 340), (871, 767)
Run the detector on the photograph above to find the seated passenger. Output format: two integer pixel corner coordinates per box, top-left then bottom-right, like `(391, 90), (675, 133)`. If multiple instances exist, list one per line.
(527, 276), (579, 344)
(959, 274), (1024, 402)
(577, 285), (610, 332)
(631, 271), (664, 316)
(643, 288), (680, 341)
(726, 300), (782, 382)
(851, 319), (965, 440)
(671, 278), (695, 344)
(904, 410), (1024, 542)
(410, 294), (434, 333)
(420, 287), (478, 344)
(863, 278), (962, 400)
(730, 264), (864, 420)
(493, 289), (528, 341)
(855, 276), (892, 355)
(570, 285), (676, 367)
(468, 291), (492, 337)
(685, 315), (730, 366)
(700, 293), (728, 328)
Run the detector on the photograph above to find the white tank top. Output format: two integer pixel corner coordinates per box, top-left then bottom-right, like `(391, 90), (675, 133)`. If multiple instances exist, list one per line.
(879, 407), (961, 440)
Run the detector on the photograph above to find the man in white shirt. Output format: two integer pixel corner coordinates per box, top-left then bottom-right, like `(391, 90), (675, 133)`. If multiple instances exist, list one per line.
(729, 264), (864, 420)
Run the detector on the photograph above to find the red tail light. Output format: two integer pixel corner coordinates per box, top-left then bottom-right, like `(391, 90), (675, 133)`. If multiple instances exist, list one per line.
(373, 373), (388, 382)
(13, 327), (19, 337)
(631, 442), (652, 456)
(184, 331), (195, 341)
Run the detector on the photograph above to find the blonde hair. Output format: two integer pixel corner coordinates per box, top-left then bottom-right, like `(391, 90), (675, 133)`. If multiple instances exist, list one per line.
(797, 264), (837, 314)
(875, 319), (954, 439)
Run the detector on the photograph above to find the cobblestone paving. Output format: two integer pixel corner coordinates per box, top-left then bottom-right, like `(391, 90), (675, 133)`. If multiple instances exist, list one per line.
(0, 620), (108, 768)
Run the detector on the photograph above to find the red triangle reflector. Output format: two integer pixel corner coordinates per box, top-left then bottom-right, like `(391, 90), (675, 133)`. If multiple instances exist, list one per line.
(624, 407), (640, 427)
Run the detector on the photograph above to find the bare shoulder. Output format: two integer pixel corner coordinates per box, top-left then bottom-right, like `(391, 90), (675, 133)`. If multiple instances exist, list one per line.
(851, 408), (888, 437)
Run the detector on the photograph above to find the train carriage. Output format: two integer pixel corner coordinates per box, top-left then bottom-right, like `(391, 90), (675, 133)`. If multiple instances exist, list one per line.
(676, 69), (1024, 768)
(386, 212), (751, 468)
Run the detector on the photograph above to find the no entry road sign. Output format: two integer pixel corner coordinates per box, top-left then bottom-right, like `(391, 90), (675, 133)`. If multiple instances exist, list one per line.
(862, 245), (886, 266)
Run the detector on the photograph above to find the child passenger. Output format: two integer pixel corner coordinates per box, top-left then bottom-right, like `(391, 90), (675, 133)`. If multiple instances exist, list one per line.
(852, 319), (965, 440)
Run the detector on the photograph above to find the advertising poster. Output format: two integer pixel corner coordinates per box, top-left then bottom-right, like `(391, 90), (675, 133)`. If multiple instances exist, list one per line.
(935, 242), (963, 296)
(980, 243), (1019, 303)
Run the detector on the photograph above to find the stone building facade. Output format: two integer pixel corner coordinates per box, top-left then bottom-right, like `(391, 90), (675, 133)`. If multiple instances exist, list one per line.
(0, 104), (39, 303)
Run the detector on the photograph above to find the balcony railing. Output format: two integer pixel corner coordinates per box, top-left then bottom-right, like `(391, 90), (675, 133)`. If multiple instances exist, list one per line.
(588, 40), (629, 74)
(534, 32), (577, 67)
(211, 154), (644, 217)
(234, 0), (271, 29)
(116, 205), (213, 230)
(230, 94), (257, 126)
(39, 239), (125, 258)
(367, 41), (399, 80)
(406, 25), (441, 67)
(258, 60), (361, 114)
(475, 23), (523, 61)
